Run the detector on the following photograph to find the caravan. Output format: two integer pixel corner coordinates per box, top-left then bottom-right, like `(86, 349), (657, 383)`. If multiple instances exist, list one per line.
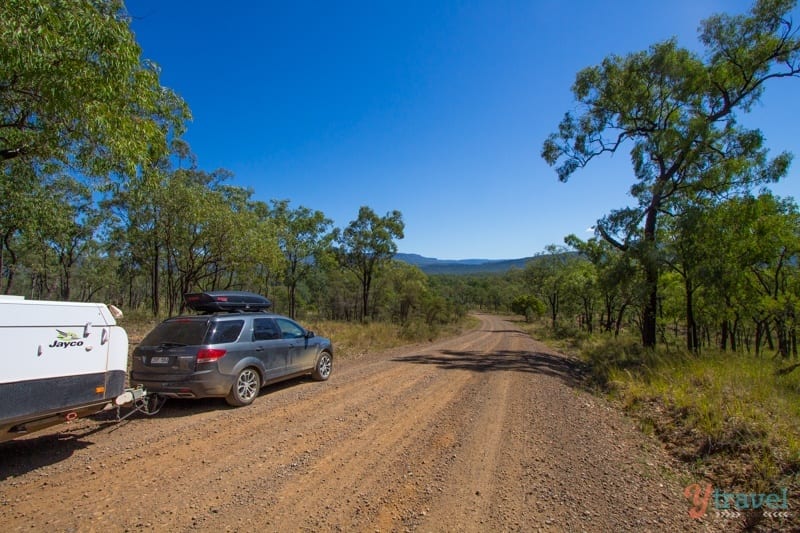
(0, 296), (134, 442)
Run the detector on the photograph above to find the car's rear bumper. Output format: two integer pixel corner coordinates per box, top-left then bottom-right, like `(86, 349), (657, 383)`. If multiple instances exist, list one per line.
(130, 369), (234, 398)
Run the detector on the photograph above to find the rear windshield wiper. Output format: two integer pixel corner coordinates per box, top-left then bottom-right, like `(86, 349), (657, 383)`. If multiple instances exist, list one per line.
(157, 342), (187, 349)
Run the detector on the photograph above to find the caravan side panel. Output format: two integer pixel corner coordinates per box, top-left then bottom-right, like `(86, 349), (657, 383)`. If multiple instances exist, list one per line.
(0, 298), (128, 432)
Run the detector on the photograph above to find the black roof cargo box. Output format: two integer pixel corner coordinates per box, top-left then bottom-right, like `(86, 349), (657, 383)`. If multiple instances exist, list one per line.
(184, 291), (272, 313)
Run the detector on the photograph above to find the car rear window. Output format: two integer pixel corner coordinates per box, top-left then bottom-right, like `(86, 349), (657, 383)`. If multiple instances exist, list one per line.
(140, 318), (210, 346)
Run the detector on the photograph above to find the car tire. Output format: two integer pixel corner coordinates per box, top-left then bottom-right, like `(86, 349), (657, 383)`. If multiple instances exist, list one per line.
(312, 351), (333, 381)
(226, 367), (261, 407)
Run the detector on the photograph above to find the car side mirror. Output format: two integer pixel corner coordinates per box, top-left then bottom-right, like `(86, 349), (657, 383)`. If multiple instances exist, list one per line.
(305, 330), (315, 338)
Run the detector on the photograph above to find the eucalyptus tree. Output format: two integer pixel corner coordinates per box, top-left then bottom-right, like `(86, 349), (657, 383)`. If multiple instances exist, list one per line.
(72, 247), (122, 303)
(522, 245), (578, 329)
(336, 207), (404, 322)
(103, 152), (170, 314)
(511, 294), (546, 323)
(234, 199), (282, 299)
(39, 177), (100, 300)
(694, 198), (763, 351)
(158, 169), (253, 313)
(379, 261), (430, 324)
(565, 235), (639, 336)
(661, 197), (750, 351)
(661, 204), (712, 351)
(564, 259), (600, 333)
(270, 200), (333, 319)
(0, 166), (97, 299)
(542, 0), (800, 347)
(309, 251), (361, 321)
(0, 161), (45, 293)
(0, 0), (188, 177)
(734, 194), (800, 357)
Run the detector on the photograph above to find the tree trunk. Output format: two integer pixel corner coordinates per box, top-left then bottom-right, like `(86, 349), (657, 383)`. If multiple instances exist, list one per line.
(720, 320), (728, 351)
(151, 241), (160, 316)
(777, 319), (789, 358)
(60, 263), (71, 300)
(583, 297), (593, 333)
(361, 270), (372, 323)
(615, 303), (628, 338)
(287, 281), (296, 319)
(685, 278), (698, 352)
(604, 296), (614, 332)
(2, 232), (17, 294)
(730, 314), (739, 352)
(549, 293), (558, 329)
(641, 202), (659, 348)
(765, 321), (775, 352)
(755, 320), (763, 357)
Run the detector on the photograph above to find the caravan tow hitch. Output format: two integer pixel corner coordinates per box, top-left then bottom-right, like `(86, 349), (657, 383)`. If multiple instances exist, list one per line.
(112, 387), (167, 421)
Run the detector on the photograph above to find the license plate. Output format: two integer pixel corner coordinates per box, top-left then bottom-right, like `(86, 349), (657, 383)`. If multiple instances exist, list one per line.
(150, 356), (170, 365)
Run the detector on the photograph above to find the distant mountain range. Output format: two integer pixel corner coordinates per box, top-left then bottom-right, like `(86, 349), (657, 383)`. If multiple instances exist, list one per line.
(395, 253), (534, 275)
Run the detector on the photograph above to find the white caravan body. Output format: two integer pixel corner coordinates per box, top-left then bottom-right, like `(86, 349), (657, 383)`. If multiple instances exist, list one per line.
(0, 296), (128, 442)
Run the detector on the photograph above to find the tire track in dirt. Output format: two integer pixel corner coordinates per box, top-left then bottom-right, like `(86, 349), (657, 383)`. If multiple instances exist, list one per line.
(197, 318), (509, 531)
(0, 322), (496, 531)
(1, 354), (450, 529)
(0, 314), (721, 532)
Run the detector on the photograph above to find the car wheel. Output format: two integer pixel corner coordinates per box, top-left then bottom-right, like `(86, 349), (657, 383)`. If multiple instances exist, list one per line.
(312, 351), (333, 381)
(226, 367), (261, 406)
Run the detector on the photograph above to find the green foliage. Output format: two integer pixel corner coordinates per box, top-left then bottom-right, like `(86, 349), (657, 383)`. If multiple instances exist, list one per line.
(270, 199), (333, 319)
(542, 0), (800, 347)
(510, 294), (545, 322)
(522, 246), (588, 329)
(0, 161), (46, 293)
(380, 261), (429, 324)
(0, 0), (189, 177)
(606, 348), (800, 496)
(335, 206), (404, 321)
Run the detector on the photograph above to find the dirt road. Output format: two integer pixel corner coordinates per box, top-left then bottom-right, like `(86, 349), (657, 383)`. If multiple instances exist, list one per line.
(0, 314), (715, 531)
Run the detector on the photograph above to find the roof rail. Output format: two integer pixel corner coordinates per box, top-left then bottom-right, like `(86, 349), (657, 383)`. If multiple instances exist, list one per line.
(184, 291), (272, 313)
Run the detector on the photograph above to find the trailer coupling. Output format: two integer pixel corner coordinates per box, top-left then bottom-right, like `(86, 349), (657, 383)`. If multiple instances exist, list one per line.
(111, 387), (167, 421)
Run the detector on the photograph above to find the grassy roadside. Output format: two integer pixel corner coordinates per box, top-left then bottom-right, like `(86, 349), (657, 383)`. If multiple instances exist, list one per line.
(516, 319), (800, 529)
(304, 315), (479, 359)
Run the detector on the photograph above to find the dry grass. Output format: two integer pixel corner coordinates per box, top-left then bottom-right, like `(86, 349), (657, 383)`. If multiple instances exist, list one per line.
(306, 316), (477, 359)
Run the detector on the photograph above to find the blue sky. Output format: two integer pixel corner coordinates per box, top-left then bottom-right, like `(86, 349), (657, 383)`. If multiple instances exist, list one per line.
(129, 1), (799, 260)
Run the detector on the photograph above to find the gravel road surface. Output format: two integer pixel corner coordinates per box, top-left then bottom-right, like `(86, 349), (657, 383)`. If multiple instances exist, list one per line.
(0, 314), (720, 532)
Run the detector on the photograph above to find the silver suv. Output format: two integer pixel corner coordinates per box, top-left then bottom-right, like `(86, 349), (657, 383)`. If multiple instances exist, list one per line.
(130, 292), (333, 406)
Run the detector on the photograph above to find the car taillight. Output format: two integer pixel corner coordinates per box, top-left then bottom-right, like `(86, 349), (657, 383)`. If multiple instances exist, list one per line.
(197, 348), (227, 363)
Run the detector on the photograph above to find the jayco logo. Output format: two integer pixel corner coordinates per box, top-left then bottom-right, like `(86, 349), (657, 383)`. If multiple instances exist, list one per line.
(684, 483), (790, 519)
(48, 329), (84, 349)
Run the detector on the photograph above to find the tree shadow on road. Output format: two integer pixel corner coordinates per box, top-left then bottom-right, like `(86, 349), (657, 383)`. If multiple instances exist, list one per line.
(393, 348), (589, 389)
